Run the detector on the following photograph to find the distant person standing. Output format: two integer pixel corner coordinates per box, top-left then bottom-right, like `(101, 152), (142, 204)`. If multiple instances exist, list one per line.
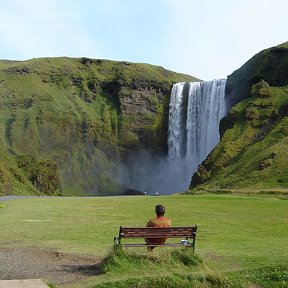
(145, 204), (171, 249)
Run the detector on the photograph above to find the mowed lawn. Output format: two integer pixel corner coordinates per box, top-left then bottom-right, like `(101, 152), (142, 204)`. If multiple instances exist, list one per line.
(0, 195), (287, 270)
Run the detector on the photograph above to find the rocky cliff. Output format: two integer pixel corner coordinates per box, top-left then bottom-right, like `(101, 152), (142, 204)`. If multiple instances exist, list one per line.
(190, 42), (288, 190)
(0, 57), (197, 196)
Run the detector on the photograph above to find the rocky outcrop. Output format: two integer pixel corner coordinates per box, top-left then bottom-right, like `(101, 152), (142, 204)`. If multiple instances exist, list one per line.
(190, 165), (211, 187)
(251, 79), (270, 97)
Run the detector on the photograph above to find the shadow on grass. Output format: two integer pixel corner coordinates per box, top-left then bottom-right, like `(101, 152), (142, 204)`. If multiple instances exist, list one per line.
(61, 263), (102, 277)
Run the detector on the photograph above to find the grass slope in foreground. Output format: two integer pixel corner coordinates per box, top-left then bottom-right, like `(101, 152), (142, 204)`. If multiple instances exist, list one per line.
(0, 195), (287, 287)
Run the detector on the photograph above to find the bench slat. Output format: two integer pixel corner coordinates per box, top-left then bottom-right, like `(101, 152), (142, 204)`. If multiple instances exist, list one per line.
(121, 227), (197, 238)
(121, 243), (193, 247)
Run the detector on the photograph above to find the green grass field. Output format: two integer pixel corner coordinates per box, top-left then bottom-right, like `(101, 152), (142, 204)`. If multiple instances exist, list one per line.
(0, 194), (287, 287)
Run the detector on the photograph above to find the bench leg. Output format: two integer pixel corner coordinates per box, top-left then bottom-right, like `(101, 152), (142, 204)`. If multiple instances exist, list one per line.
(114, 236), (124, 253)
(114, 237), (119, 251)
(192, 238), (196, 254)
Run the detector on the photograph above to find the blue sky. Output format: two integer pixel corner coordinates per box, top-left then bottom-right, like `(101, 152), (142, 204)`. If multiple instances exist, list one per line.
(0, 0), (287, 80)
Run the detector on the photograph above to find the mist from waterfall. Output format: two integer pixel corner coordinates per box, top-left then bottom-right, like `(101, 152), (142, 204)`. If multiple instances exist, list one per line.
(119, 79), (228, 195)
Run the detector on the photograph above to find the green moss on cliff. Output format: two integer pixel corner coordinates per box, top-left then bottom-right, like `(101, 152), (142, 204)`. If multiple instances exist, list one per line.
(17, 155), (61, 195)
(226, 42), (288, 105)
(0, 57), (197, 195)
(190, 43), (288, 191)
(191, 84), (288, 190)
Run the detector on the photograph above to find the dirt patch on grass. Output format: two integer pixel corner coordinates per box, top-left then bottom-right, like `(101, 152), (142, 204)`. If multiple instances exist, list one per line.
(0, 246), (101, 285)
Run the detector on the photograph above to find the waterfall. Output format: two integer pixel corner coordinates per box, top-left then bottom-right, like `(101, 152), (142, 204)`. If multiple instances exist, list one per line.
(120, 79), (228, 195)
(168, 79), (227, 190)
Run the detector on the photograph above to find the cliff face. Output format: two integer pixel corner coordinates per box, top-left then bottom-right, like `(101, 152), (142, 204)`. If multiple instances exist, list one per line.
(225, 41), (288, 106)
(190, 42), (288, 190)
(0, 57), (197, 196)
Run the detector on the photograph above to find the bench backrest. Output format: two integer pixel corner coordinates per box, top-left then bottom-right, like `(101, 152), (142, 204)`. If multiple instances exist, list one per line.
(119, 226), (197, 239)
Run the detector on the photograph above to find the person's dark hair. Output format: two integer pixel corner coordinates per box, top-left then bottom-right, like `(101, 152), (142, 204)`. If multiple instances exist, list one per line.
(155, 204), (165, 216)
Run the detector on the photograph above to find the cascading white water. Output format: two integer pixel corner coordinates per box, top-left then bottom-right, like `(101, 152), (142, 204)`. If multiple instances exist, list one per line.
(168, 79), (227, 190)
(120, 79), (228, 195)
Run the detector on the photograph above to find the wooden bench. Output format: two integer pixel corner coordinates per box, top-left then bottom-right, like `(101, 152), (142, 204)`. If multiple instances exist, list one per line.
(114, 225), (198, 254)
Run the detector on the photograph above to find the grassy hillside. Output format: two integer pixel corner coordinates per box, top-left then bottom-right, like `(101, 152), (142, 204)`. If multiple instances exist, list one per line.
(0, 57), (197, 196)
(190, 42), (288, 191)
(226, 41), (288, 106)
(0, 195), (287, 287)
